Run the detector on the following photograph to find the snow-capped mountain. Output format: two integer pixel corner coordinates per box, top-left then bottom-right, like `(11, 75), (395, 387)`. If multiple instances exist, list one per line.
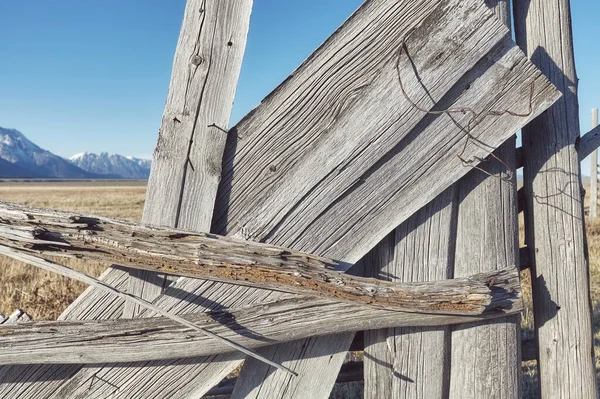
(70, 152), (151, 179)
(0, 127), (95, 178)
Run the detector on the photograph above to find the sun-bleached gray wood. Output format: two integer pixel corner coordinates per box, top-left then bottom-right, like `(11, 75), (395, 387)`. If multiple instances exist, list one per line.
(228, 1), (557, 396)
(143, 0), (252, 231)
(362, 188), (456, 399)
(579, 124), (600, 161)
(0, 266), (522, 365)
(0, 309), (31, 324)
(514, 1), (598, 397)
(124, 0), (252, 316)
(449, 1), (521, 397)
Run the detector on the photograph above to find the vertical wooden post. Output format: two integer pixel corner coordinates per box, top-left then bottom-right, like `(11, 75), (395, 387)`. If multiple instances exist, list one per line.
(514, 1), (598, 397)
(449, 1), (521, 397)
(362, 188), (456, 399)
(591, 108), (599, 219)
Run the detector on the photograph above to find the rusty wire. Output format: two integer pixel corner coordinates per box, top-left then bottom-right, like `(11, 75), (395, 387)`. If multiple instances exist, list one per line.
(395, 34), (535, 183)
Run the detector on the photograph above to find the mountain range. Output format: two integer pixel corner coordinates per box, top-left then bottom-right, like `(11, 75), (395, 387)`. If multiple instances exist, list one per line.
(0, 127), (151, 179)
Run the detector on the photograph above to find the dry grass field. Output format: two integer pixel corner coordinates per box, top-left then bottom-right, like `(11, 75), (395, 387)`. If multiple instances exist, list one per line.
(0, 180), (598, 396)
(0, 181), (146, 320)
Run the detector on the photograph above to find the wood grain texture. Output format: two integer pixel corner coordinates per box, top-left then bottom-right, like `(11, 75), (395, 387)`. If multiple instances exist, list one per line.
(0, 202), (520, 315)
(449, 1), (521, 397)
(580, 124), (600, 163)
(514, 0), (598, 397)
(361, 188), (456, 399)
(211, 0), (557, 264)
(143, 0), (252, 231)
(227, 0), (557, 396)
(0, 266), (522, 365)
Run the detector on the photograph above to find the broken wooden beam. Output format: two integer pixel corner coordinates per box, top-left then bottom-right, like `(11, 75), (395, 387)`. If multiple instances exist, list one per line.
(0, 273), (522, 366)
(0, 202), (521, 316)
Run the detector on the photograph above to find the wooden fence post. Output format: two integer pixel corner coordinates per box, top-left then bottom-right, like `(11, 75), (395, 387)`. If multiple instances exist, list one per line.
(591, 108), (599, 219)
(514, 1), (598, 397)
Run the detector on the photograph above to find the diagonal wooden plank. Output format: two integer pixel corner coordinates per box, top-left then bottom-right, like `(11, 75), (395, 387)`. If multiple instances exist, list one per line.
(0, 0), (254, 398)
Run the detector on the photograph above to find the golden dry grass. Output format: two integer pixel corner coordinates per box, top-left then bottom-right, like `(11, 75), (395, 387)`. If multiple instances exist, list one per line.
(0, 181), (146, 320)
(0, 180), (599, 397)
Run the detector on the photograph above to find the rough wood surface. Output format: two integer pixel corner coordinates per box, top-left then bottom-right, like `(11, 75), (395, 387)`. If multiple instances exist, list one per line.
(0, 271), (522, 366)
(361, 188), (456, 399)
(0, 202), (521, 315)
(143, 0), (251, 231)
(514, 1), (598, 397)
(449, 1), (521, 397)
(0, 310), (32, 325)
(211, 0), (557, 264)
(227, 0), (557, 395)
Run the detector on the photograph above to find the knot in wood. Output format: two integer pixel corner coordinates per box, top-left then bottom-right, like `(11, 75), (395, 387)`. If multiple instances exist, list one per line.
(191, 55), (203, 66)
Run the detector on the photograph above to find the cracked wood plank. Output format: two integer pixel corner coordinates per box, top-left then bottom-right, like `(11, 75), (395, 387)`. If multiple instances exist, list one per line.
(0, 202), (522, 315)
(0, 266), (522, 365)
(514, 1), (598, 397)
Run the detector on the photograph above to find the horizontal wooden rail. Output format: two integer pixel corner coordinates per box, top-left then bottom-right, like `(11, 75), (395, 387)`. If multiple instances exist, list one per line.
(0, 202), (521, 315)
(516, 124), (600, 170)
(0, 280), (522, 365)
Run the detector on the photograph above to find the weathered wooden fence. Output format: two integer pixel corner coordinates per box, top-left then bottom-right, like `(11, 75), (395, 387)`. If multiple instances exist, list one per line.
(0, 0), (597, 398)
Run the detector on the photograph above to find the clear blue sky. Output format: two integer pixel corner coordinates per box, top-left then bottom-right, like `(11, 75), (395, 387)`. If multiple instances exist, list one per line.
(0, 1), (598, 169)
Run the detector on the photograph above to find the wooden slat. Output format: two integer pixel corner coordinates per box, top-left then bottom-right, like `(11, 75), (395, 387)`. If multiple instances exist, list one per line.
(0, 266), (522, 365)
(0, 1), (254, 398)
(449, 1), (521, 397)
(579, 124), (600, 162)
(361, 188), (456, 398)
(514, 1), (598, 398)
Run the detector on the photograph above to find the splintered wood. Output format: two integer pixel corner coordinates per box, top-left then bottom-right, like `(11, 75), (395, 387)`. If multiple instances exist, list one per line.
(0, 0), (562, 397)
(0, 202), (521, 316)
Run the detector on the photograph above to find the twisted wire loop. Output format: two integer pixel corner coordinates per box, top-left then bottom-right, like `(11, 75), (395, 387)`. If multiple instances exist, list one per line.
(395, 31), (534, 183)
